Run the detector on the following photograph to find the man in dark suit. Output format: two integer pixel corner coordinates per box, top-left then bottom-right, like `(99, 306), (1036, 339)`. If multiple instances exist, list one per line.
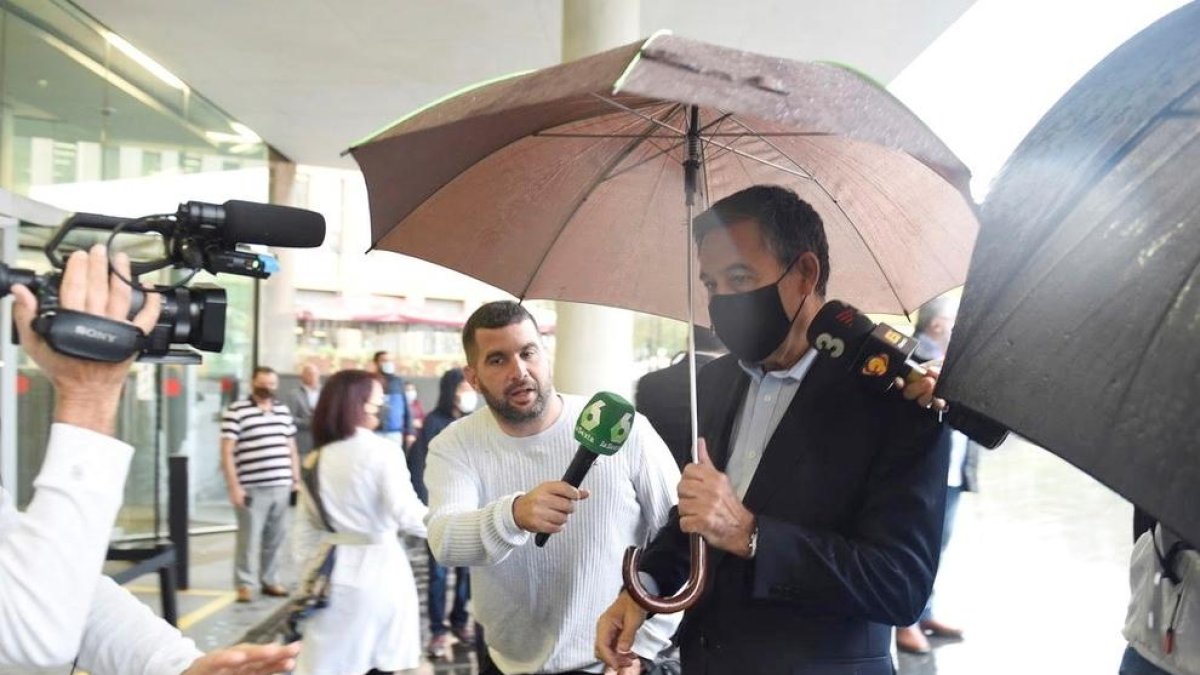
(597, 185), (949, 675)
(286, 362), (321, 456)
(635, 326), (725, 469)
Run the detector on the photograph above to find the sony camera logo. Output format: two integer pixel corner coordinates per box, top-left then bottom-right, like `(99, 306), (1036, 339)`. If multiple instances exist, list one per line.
(74, 324), (118, 343)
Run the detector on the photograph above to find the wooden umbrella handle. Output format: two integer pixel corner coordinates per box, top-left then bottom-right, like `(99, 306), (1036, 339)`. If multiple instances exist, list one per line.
(621, 533), (708, 614)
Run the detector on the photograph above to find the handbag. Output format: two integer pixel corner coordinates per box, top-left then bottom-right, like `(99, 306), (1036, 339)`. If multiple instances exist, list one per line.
(284, 451), (338, 642)
(1123, 524), (1200, 674)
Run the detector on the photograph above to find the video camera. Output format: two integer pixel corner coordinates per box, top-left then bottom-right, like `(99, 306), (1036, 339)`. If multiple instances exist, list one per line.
(0, 200), (325, 364)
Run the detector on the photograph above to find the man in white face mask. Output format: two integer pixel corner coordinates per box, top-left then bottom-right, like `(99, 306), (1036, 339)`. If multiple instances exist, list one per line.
(371, 351), (416, 449)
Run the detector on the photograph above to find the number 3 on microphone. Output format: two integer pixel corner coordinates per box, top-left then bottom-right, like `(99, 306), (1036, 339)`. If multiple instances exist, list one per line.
(814, 332), (845, 358)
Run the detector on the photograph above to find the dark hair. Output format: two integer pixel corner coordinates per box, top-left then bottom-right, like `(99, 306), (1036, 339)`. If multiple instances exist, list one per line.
(252, 366), (276, 378)
(312, 369), (379, 448)
(693, 185), (830, 296)
(434, 368), (466, 417)
(462, 301), (539, 363)
(372, 350), (389, 364)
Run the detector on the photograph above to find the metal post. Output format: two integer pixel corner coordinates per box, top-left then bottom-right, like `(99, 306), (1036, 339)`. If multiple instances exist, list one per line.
(168, 455), (190, 589)
(0, 215), (17, 488)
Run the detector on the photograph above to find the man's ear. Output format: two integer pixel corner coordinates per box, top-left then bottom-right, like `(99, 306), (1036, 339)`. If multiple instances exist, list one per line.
(463, 365), (478, 389)
(794, 251), (821, 296)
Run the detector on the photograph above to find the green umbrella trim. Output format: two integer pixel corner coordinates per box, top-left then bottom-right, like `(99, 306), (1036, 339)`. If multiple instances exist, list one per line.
(612, 29), (672, 95)
(348, 69), (534, 150)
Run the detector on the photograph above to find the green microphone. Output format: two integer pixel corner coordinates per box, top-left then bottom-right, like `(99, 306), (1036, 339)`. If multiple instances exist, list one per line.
(535, 392), (635, 547)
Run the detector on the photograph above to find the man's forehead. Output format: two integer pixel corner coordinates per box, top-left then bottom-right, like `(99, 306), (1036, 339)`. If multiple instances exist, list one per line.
(699, 218), (773, 269)
(476, 320), (539, 348)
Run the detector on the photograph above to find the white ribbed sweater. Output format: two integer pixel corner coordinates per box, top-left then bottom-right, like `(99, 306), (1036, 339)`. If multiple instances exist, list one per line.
(425, 394), (681, 674)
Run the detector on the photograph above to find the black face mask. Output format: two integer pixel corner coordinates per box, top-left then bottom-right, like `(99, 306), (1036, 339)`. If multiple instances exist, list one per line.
(252, 387), (275, 401)
(708, 258), (807, 364)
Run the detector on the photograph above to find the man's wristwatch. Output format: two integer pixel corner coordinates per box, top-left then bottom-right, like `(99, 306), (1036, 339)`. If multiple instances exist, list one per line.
(747, 525), (759, 559)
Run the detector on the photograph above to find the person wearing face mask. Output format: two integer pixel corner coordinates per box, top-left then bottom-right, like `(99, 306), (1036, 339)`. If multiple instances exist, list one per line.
(290, 370), (429, 675)
(372, 351), (417, 450)
(406, 368), (477, 659)
(597, 185), (951, 675)
(405, 382), (427, 435)
(220, 366), (301, 603)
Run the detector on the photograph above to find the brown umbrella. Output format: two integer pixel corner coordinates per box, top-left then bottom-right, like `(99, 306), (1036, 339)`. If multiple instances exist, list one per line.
(349, 32), (978, 321)
(348, 32), (979, 613)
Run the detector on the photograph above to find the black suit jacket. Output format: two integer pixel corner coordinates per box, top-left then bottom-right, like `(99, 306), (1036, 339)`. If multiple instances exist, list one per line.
(635, 352), (719, 470)
(639, 354), (949, 675)
(287, 385), (319, 456)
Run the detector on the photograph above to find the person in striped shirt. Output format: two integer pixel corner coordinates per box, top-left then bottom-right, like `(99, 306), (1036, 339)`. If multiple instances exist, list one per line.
(220, 366), (301, 603)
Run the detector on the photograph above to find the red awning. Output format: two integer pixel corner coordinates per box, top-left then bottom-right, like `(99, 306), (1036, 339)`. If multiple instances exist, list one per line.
(295, 295), (465, 328)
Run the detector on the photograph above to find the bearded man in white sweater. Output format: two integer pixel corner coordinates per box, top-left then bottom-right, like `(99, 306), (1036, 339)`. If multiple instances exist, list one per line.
(425, 301), (681, 675)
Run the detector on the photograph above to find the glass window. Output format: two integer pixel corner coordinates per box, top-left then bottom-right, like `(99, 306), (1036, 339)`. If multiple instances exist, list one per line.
(1, 0), (269, 538)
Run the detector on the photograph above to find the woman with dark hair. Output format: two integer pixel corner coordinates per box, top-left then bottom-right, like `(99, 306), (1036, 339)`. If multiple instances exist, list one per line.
(406, 368), (477, 659)
(292, 370), (428, 675)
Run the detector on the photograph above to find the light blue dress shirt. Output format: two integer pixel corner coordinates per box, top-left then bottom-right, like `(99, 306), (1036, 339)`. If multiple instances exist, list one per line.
(726, 349), (818, 499)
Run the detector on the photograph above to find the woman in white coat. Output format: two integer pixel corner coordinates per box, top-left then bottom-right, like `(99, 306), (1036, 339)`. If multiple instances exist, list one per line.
(292, 369), (428, 675)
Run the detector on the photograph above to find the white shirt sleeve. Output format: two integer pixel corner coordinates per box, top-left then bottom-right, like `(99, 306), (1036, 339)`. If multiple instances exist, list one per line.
(424, 433), (529, 567)
(0, 424), (133, 667)
(627, 415), (684, 657)
(379, 444), (429, 538)
(630, 414), (681, 537)
(75, 576), (202, 675)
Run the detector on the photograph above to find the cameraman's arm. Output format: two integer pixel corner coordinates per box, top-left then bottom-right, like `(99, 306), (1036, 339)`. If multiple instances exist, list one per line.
(78, 575), (301, 675)
(0, 429), (133, 666)
(0, 246), (160, 666)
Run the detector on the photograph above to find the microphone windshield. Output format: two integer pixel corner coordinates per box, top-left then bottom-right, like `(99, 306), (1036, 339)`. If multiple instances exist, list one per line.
(573, 392), (635, 456)
(806, 300), (874, 361)
(221, 200), (326, 248)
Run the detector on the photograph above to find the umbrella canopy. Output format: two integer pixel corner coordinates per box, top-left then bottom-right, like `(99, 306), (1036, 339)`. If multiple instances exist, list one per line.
(939, 2), (1200, 545)
(349, 32), (979, 320)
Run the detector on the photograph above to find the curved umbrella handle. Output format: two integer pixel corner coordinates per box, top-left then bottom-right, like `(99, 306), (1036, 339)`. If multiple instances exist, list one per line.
(621, 533), (708, 614)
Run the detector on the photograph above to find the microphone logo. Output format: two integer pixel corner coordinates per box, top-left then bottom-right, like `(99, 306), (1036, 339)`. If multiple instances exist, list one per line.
(575, 392), (635, 455)
(861, 352), (891, 377)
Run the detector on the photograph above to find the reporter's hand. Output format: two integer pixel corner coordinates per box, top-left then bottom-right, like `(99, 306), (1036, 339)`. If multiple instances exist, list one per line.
(10, 245), (160, 435)
(181, 641), (300, 675)
(605, 659), (644, 675)
(513, 481), (590, 534)
(596, 591), (647, 670)
(897, 364), (946, 412)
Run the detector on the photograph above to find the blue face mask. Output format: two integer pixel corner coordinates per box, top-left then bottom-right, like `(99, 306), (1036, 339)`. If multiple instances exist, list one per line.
(708, 257), (807, 364)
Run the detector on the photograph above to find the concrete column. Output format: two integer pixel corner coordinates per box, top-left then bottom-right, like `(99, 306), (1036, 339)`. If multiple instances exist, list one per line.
(259, 148), (299, 373)
(552, 0), (640, 400)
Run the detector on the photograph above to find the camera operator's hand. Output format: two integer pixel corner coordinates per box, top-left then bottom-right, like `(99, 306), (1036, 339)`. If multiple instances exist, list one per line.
(181, 641), (300, 675)
(10, 245), (161, 436)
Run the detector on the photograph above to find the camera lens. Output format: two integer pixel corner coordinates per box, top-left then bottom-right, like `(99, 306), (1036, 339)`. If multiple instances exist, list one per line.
(0, 263), (40, 295)
(138, 285), (227, 356)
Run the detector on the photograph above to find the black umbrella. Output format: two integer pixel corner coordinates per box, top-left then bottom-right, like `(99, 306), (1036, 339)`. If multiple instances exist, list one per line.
(939, 2), (1200, 546)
